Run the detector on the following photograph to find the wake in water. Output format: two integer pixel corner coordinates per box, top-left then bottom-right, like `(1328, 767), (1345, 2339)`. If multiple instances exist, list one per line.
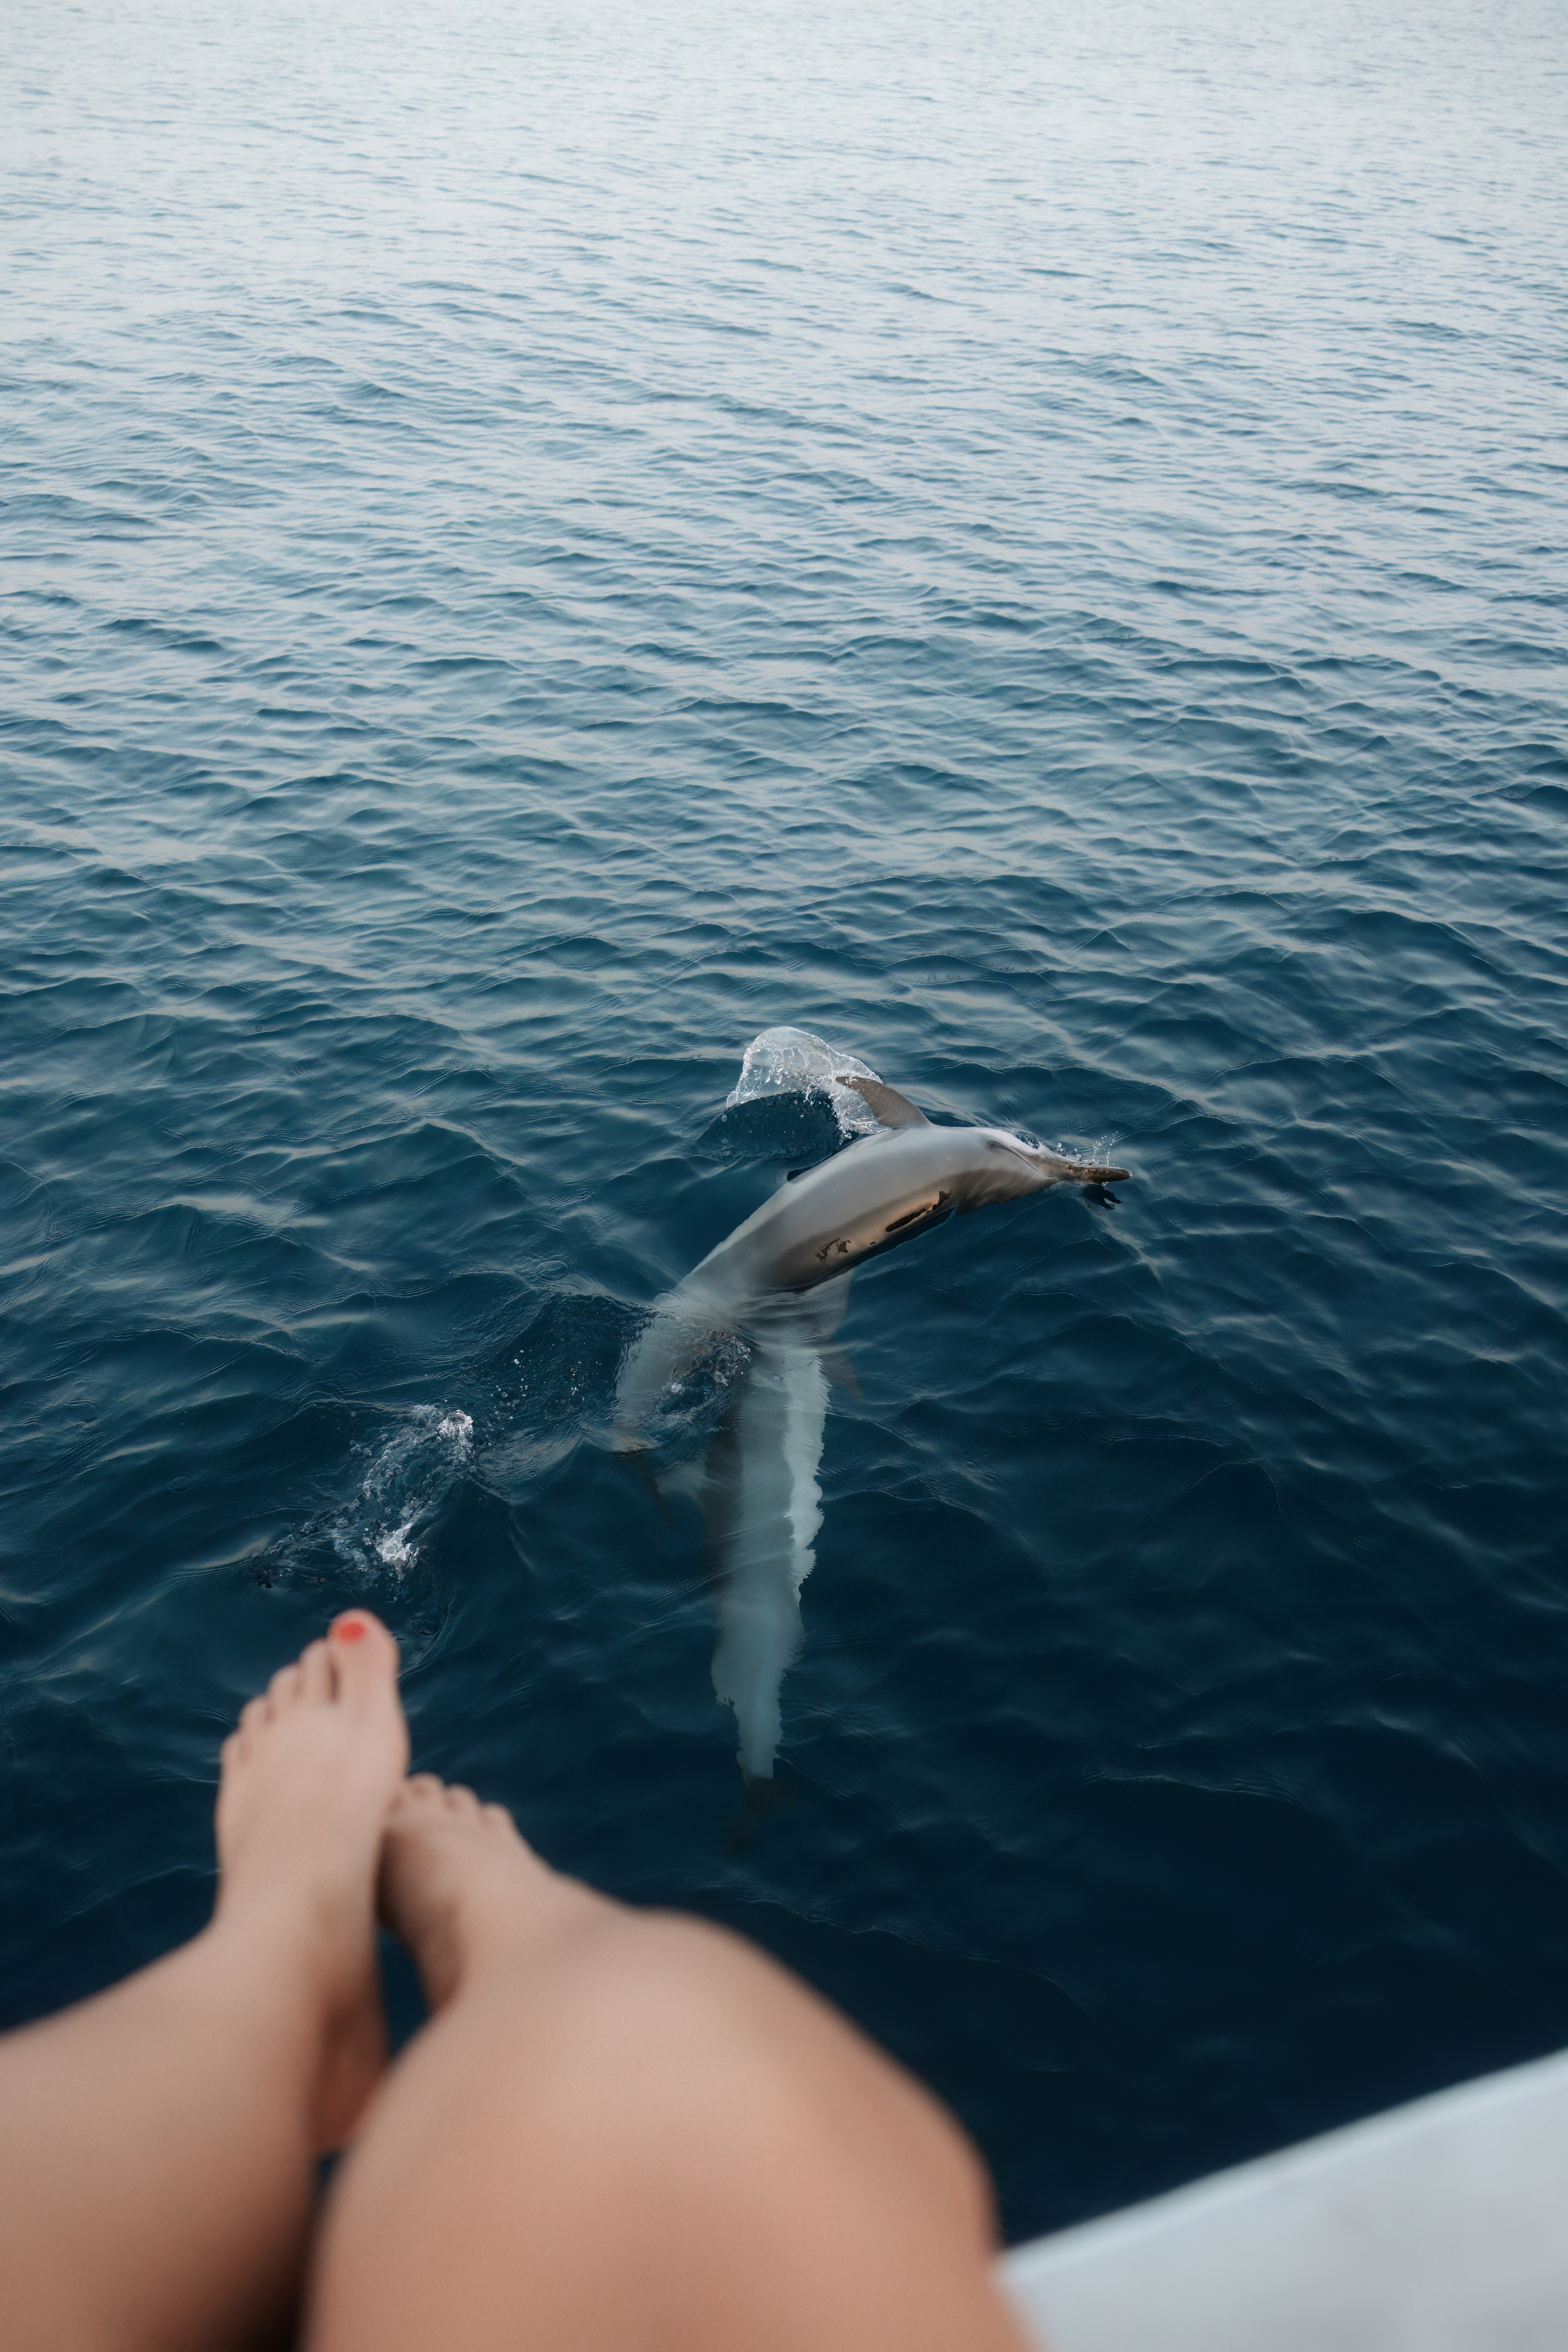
(267, 1404), (474, 1584)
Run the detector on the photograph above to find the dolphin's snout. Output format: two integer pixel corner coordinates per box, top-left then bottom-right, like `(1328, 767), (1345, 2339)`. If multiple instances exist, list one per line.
(1060, 1160), (1131, 1184)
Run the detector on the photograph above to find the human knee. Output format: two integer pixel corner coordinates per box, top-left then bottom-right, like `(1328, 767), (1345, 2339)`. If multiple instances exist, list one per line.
(515, 1913), (994, 2241)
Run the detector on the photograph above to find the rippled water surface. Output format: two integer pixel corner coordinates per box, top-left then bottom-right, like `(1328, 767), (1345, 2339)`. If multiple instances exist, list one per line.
(4, 0), (1567, 2239)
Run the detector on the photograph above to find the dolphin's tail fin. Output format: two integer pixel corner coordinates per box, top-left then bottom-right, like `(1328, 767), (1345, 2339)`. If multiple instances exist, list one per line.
(724, 1771), (797, 1852)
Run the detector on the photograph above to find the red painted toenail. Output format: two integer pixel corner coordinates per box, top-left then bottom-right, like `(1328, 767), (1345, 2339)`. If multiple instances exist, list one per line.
(332, 1616), (369, 1644)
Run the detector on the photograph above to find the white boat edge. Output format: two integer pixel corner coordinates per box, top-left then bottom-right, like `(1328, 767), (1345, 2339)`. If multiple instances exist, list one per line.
(998, 2044), (1568, 2352)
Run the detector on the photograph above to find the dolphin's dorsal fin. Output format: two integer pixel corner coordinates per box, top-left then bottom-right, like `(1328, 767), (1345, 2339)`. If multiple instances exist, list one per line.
(837, 1075), (930, 1130)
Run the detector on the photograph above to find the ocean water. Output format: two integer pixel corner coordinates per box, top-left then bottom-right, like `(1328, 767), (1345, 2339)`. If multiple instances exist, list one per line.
(3, 0), (1566, 2242)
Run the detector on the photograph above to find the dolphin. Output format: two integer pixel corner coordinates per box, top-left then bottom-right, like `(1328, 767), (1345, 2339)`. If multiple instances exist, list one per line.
(614, 1073), (1130, 1785)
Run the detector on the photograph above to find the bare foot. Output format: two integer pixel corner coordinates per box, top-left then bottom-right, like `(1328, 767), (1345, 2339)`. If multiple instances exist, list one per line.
(378, 1775), (612, 2010)
(214, 1611), (408, 2150)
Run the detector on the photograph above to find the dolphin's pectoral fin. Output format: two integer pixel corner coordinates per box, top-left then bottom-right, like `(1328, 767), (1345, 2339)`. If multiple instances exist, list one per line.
(836, 1074), (930, 1129)
(883, 1188), (951, 1234)
(1084, 1183), (1121, 1208)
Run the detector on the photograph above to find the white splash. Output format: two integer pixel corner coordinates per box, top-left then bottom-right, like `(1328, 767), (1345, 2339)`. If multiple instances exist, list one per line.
(336, 1405), (473, 1578)
(725, 1024), (884, 1139)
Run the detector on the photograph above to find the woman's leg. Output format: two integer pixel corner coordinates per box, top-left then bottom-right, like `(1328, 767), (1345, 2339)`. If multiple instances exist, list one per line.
(307, 1778), (1028, 2352)
(0, 1613), (408, 2352)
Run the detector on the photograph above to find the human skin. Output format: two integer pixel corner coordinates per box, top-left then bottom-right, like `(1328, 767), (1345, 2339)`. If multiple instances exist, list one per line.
(0, 1612), (409, 2352)
(310, 1776), (1031, 2352)
(0, 1614), (1031, 2352)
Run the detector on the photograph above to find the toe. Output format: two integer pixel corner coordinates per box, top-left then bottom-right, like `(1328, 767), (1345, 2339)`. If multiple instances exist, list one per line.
(238, 1695), (269, 1739)
(327, 1610), (400, 1710)
(268, 1662), (303, 1710)
(299, 1639), (333, 1704)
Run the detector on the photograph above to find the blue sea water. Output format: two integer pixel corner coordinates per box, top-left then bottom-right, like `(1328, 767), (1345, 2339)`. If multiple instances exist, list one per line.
(3, 0), (1566, 2242)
